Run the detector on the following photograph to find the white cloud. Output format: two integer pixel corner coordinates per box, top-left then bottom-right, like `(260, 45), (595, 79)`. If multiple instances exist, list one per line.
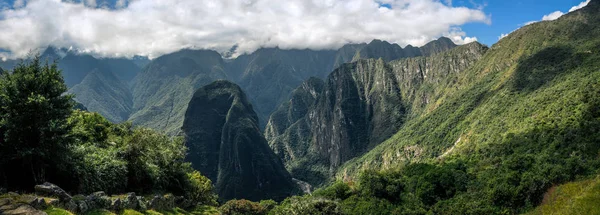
(542, 11), (564, 21)
(499, 33), (509, 40)
(569, 0), (590, 12)
(13, 0), (26, 9)
(84, 0), (96, 8)
(523, 0), (590, 26)
(0, 0), (491, 59)
(115, 0), (128, 9)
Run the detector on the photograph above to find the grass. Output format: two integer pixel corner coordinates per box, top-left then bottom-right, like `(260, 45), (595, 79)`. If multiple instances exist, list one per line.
(45, 207), (74, 215)
(526, 175), (600, 215)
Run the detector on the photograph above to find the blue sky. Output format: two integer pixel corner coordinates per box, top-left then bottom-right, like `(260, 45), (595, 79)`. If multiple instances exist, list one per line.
(456, 0), (589, 45)
(0, 0), (593, 59)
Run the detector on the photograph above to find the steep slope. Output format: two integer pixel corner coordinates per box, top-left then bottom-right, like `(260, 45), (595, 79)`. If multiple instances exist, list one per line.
(183, 80), (298, 201)
(526, 175), (600, 215)
(130, 49), (228, 135)
(266, 42), (486, 186)
(390, 42), (488, 117)
(332, 43), (367, 70)
(227, 48), (338, 126)
(98, 58), (143, 84)
(266, 59), (408, 185)
(59, 53), (113, 88)
(68, 70), (133, 122)
(337, 1), (600, 213)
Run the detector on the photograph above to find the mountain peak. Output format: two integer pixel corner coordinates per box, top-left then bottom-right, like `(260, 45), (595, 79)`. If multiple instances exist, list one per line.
(183, 80), (298, 201)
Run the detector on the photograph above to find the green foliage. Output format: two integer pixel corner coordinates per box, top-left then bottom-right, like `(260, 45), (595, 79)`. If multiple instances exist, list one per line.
(219, 199), (267, 215)
(186, 171), (217, 206)
(526, 175), (600, 215)
(312, 181), (353, 200)
(0, 56), (74, 190)
(269, 196), (342, 215)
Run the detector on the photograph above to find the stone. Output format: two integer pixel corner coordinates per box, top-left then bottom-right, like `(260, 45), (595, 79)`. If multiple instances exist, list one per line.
(85, 191), (111, 209)
(136, 196), (147, 211)
(64, 200), (78, 213)
(34, 182), (72, 202)
(149, 195), (166, 210)
(122, 192), (138, 210)
(29, 198), (47, 210)
(111, 198), (123, 211)
(77, 201), (89, 214)
(2, 204), (47, 215)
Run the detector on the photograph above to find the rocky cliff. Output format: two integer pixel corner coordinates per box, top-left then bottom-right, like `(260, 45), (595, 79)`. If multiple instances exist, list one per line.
(183, 80), (298, 201)
(266, 42), (486, 186)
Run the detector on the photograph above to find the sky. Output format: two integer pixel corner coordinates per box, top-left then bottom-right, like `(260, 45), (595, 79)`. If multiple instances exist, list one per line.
(0, 0), (592, 60)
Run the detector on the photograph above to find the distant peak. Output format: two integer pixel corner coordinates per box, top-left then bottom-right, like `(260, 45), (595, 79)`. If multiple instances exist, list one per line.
(369, 39), (391, 45)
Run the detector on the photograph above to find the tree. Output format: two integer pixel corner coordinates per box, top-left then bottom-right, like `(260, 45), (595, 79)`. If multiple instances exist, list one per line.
(0, 56), (74, 190)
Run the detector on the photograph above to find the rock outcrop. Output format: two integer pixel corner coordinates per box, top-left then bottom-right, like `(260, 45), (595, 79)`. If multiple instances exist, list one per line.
(183, 80), (298, 201)
(266, 42), (488, 185)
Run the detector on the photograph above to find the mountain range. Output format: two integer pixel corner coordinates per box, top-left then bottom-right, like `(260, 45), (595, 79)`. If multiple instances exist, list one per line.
(1, 1), (598, 208)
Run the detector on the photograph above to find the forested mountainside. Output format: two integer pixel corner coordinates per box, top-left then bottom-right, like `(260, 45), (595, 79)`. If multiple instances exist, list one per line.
(129, 38), (457, 135)
(292, 1), (599, 214)
(265, 42), (487, 186)
(67, 70), (133, 122)
(182, 80), (298, 201)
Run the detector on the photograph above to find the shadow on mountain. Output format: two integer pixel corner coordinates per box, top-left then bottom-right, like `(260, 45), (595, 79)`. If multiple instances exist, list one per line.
(511, 46), (584, 92)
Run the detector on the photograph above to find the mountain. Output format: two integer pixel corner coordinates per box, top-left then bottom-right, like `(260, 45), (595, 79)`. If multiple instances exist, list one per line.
(352, 37), (457, 62)
(332, 1), (600, 212)
(68, 70), (133, 122)
(98, 58), (144, 84)
(265, 42), (486, 186)
(130, 49), (228, 135)
(227, 48), (338, 126)
(419, 37), (458, 56)
(182, 80), (298, 201)
(129, 38), (456, 134)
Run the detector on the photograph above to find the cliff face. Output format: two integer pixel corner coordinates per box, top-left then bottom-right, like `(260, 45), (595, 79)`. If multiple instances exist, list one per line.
(390, 42), (489, 116)
(183, 80), (297, 201)
(266, 43), (487, 186)
(309, 59), (405, 170)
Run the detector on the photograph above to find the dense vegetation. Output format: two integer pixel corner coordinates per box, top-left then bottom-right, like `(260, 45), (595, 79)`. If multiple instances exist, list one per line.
(0, 57), (216, 207)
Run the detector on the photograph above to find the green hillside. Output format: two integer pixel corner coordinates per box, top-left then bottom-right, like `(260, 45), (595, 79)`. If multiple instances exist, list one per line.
(68, 70), (133, 122)
(329, 1), (600, 213)
(526, 175), (600, 215)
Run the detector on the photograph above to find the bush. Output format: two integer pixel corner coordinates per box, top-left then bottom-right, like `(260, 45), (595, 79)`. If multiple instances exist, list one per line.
(219, 199), (267, 215)
(186, 170), (217, 206)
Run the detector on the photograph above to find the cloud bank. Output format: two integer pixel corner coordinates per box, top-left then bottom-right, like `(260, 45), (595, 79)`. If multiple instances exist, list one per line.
(0, 0), (490, 59)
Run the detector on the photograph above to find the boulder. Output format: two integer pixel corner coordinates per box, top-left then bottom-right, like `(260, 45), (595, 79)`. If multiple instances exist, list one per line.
(34, 182), (71, 202)
(149, 195), (166, 210)
(111, 198), (123, 211)
(64, 200), (78, 213)
(122, 192), (138, 209)
(2, 204), (47, 215)
(77, 201), (89, 214)
(136, 196), (147, 211)
(29, 198), (47, 210)
(85, 191), (111, 209)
